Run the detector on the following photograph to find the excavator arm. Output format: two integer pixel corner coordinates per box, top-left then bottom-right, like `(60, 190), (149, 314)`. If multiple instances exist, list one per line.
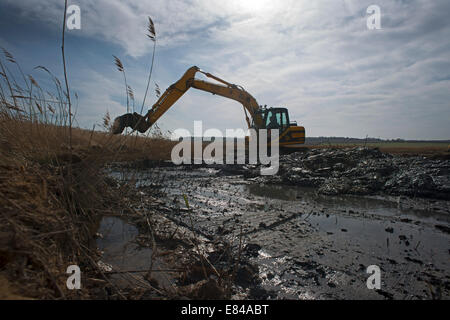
(111, 66), (265, 134)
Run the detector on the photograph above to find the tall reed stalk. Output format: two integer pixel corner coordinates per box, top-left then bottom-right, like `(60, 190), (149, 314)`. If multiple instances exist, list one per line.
(140, 17), (157, 115)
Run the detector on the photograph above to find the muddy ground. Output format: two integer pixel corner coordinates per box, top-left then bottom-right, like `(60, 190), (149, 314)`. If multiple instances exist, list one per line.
(100, 148), (450, 300)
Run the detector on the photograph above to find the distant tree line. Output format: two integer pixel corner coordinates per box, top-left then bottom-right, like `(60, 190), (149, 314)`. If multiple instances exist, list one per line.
(305, 137), (450, 145)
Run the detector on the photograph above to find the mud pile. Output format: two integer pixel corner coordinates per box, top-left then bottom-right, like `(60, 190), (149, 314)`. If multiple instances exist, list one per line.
(250, 147), (450, 200)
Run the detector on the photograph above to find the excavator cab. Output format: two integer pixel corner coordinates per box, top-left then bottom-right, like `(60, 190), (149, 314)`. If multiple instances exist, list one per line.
(253, 107), (306, 149)
(260, 108), (290, 131)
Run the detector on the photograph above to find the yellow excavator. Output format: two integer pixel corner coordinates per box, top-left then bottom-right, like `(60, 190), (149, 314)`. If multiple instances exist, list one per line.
(112, 66), (305, 149)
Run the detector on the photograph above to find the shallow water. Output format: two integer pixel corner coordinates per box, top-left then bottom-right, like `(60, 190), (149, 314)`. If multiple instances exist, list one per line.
(107, 166), (450, 299)
(242, 183), (449, 299)
(96, 217), (174, 291)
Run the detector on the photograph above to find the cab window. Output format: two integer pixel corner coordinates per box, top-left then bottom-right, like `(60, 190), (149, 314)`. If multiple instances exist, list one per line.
(266, 111), (281, 128)
(281, 112), (288, 128)
(265, 110), (274, 127)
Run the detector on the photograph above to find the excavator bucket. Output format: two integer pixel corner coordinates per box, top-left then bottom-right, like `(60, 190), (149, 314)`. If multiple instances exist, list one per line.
(111, 113), (150, 134)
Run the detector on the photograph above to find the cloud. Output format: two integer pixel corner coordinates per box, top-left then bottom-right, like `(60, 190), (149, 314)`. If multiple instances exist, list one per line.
(2, 0), (450, 139)
(180, 0), (450, 139)
(3, 0), (240, 57)
(69, 69), (126, 128)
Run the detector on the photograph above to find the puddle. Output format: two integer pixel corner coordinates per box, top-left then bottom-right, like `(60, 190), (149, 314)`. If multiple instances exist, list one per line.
(244, 183), (450, 299)
(247, 184), (450, 223)
(96, 217), (175, 291)
(247, 183), (450, 258)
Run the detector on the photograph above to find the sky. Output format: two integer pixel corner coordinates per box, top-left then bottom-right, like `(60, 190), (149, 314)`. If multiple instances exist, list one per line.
(0, 0), (449, 140)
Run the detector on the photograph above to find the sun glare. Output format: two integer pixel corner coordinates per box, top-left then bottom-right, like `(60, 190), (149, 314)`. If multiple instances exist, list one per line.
(233, 0), (276, 15)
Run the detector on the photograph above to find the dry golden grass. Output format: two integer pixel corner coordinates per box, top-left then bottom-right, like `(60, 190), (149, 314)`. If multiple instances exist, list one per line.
(0, 116), (175, 299)
(1, 120), (175, 165)
(0, 13), (180, 298)
(376, 145), (449, 156)
(0, 50), (175, 299)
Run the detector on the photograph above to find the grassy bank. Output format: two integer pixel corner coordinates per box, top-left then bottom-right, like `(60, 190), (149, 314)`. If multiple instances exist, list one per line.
(0, 55), (175, 298)
(0, 116), (175, 299)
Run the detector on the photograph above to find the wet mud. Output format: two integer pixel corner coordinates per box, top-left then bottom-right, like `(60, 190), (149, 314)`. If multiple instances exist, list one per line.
(102, 148), (450, 299)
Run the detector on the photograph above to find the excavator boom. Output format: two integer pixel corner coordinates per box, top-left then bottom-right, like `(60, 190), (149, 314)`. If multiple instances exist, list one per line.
(112, 66), (263, 134)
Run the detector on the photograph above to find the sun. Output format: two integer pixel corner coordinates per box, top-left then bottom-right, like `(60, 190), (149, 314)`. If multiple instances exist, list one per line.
(233, 0), (275, 15)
